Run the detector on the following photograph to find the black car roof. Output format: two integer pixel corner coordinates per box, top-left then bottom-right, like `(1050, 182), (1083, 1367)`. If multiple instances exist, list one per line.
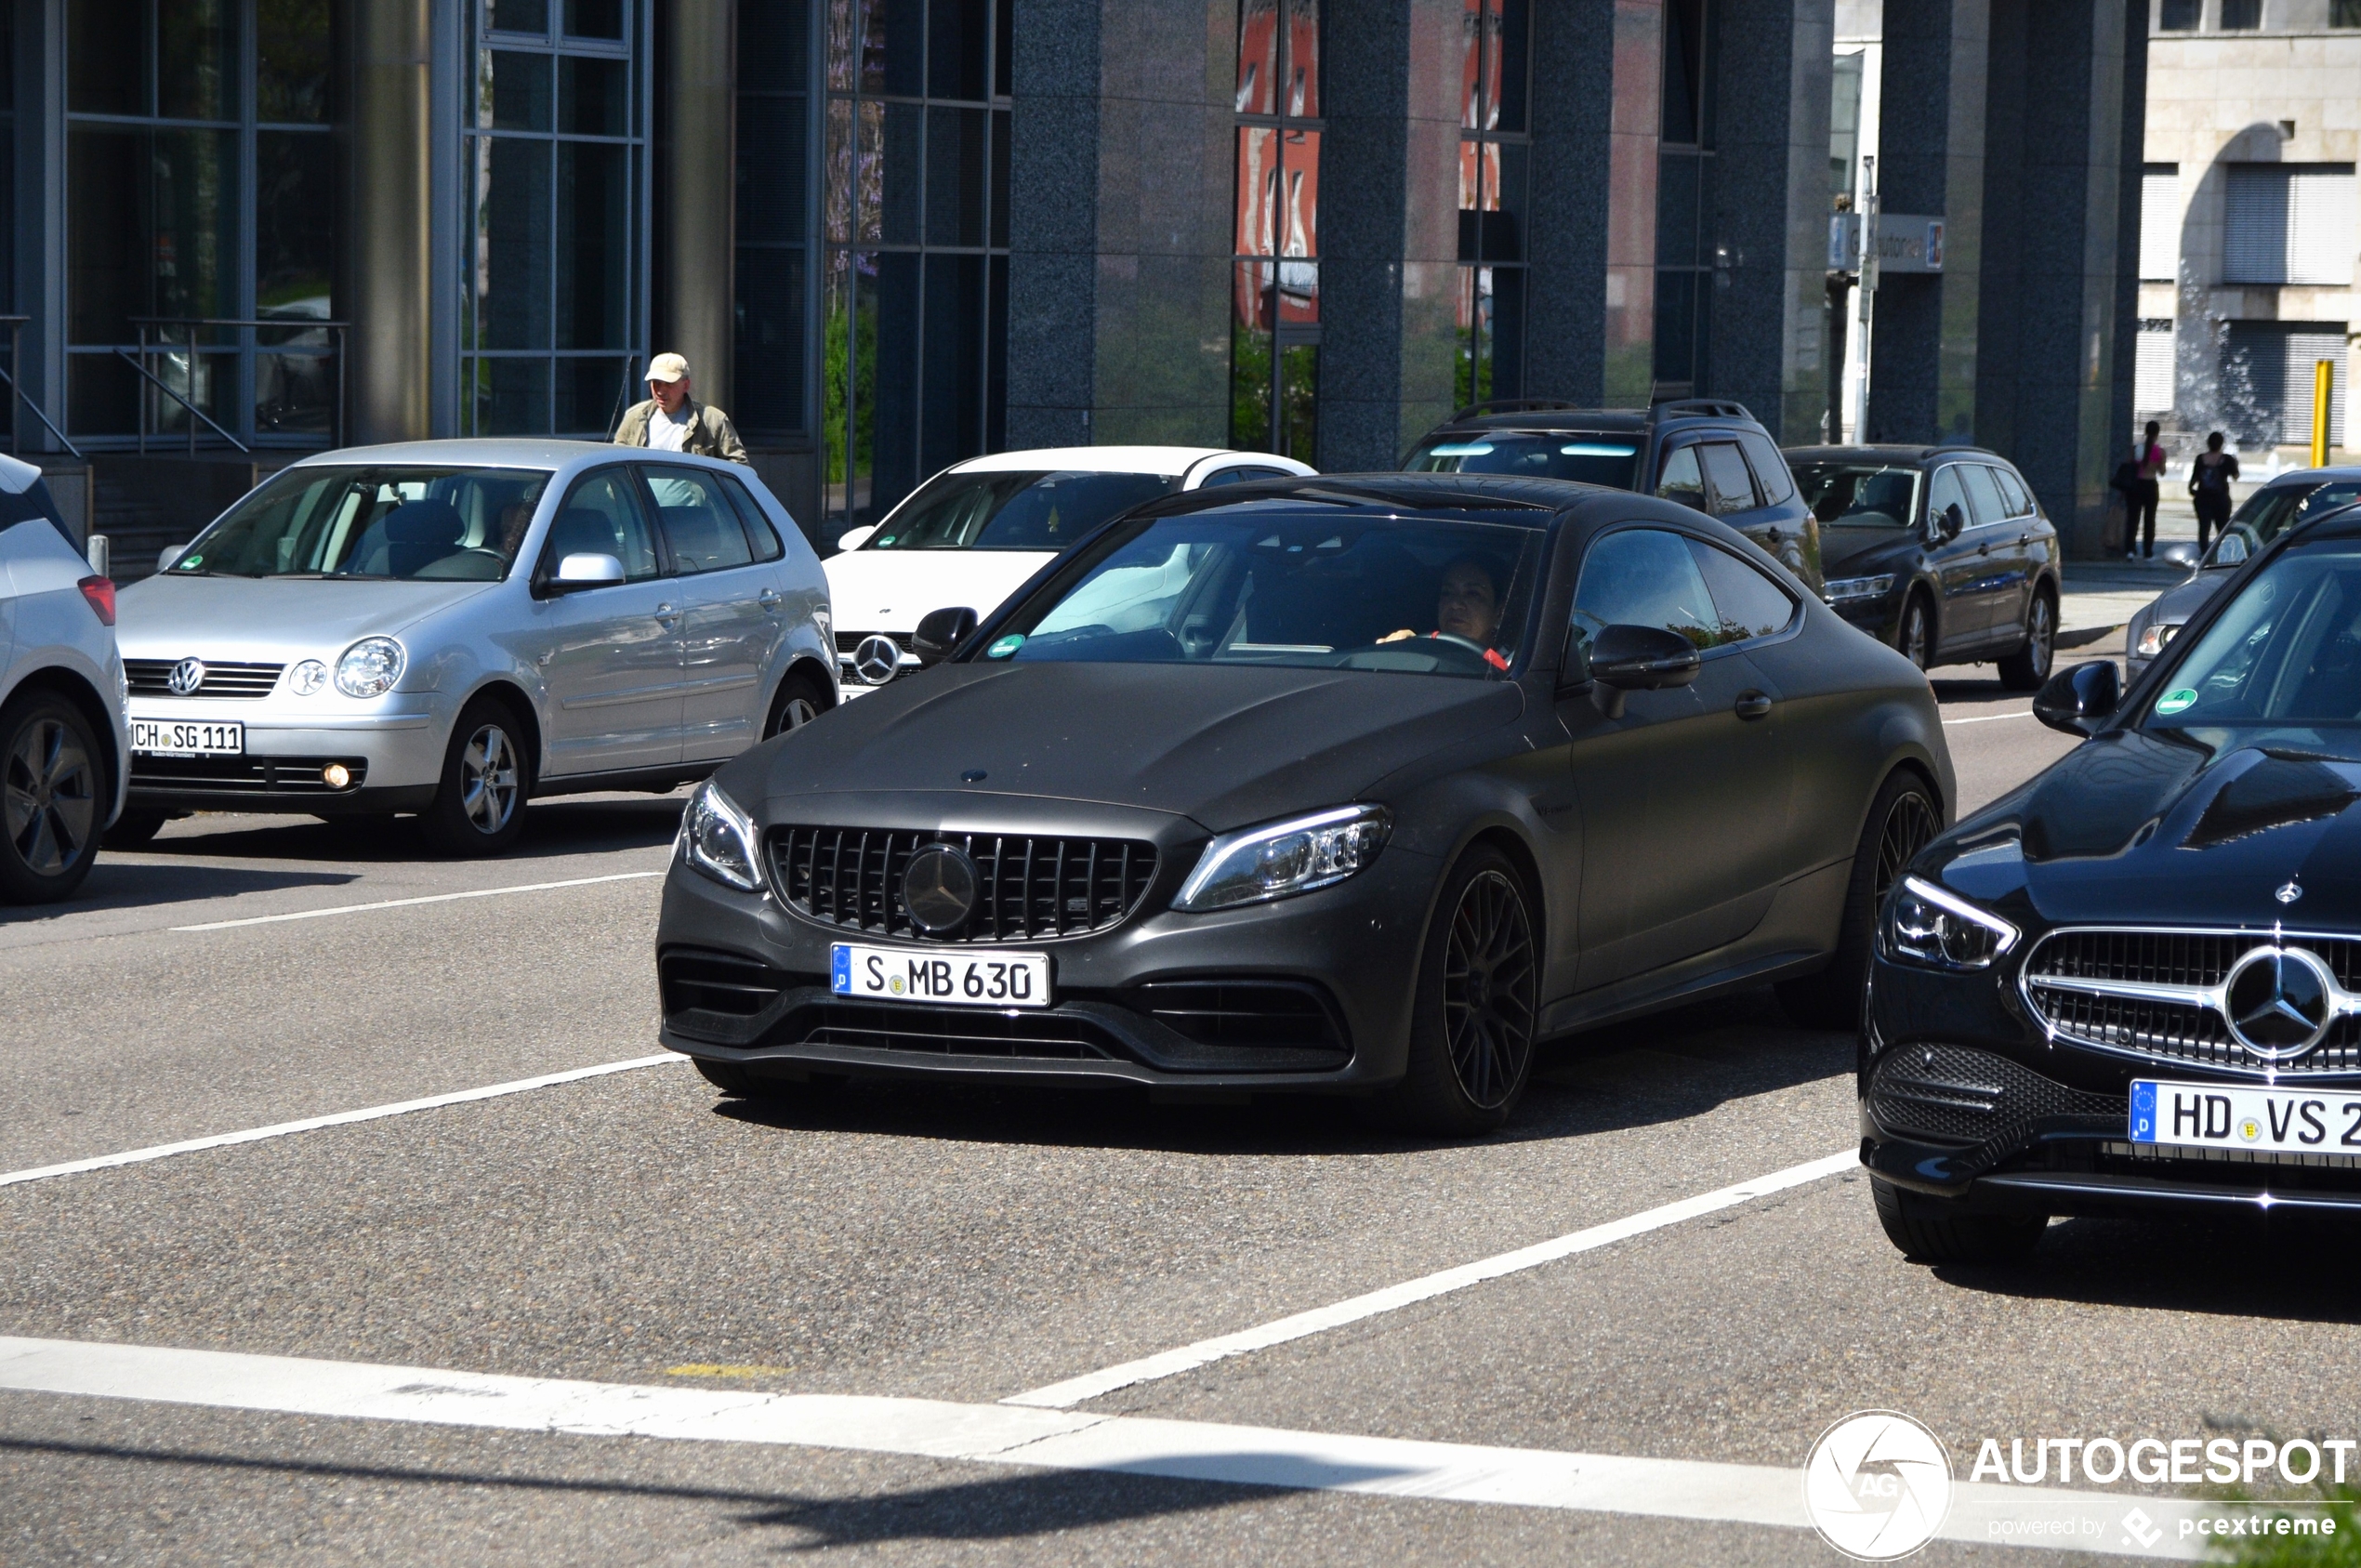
(1782, 443), (2003, 466)
(1419, 398), (1762, 438)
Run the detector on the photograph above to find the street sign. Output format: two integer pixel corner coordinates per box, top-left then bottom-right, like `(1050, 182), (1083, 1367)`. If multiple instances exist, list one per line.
(1828, 213), (1945, 274)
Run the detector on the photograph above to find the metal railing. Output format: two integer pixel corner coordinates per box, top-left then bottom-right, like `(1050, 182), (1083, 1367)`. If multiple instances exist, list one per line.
(127, 317), (349, 455)
(0, 317), (84, 459)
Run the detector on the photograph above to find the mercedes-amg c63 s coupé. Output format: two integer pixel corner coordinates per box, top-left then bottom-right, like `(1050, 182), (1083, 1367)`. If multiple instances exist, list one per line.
(658, 474), (1954, 1131)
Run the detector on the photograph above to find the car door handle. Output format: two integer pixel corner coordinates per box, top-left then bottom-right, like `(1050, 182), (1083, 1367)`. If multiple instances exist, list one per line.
(1734, 692), (1774, 720)
(654, 603), (680, 626)
(1977, 542), (1991, 555)
(758, 587), (783, 611)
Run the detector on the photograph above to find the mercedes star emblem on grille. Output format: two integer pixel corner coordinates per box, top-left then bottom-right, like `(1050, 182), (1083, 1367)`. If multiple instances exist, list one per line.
(166, 658), (207, 696)
(2224, 946), (2335, 1060)
(853, 635), (902, 686)
(2277, 881), (2303, 903)
(901, 844), (980, 934)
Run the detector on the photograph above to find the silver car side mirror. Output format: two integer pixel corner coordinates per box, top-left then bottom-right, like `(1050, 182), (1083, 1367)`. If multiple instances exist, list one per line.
(552, 552), (627, 590)
(158, 543), (186, 573)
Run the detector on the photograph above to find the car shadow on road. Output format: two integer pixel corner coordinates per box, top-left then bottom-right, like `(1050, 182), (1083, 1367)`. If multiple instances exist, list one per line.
(711, 986), (1853, 1160)
(117, 795), (687, 866)
(1929, 1211), (2361, 1325)
(0, 861), (358, 923)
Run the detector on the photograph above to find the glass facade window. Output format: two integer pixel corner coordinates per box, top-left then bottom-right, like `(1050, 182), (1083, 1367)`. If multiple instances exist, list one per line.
(821, 0), (1013, 544)
(2157, 0), (2200, 29)
(1653, 0), (1714, 396)
(2335, 0), (2361, 26)
(1, 0), (13, 325)
(463, 0), (649, 437)
(2218, 0), (2260, 26)
(1457, 0), (1529, 409)
(736, 3), (812, 439)
(1232, 0), (1320, 461)
(62, 0), (336, 445)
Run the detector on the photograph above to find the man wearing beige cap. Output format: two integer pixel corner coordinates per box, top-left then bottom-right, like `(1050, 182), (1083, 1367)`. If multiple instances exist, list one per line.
(613, 352), (749, 464)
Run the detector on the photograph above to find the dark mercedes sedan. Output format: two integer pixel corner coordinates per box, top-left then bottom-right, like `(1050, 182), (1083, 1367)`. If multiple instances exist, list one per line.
(1865, 500), (2361, 1260)
(658, 474), (1952, 1131)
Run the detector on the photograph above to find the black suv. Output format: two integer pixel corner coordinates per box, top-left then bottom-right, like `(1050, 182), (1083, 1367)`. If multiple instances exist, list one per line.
(1404, 399), (1823, 596)
(1783, 444), (2060, 689)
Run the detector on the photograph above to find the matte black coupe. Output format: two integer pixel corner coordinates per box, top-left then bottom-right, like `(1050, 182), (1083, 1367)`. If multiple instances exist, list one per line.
(657, 475), (1953, 1131)
(1866, 500), (2361, 1259)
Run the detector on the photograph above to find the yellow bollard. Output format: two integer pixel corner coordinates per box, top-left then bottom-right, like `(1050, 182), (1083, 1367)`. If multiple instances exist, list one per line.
(2314, 358), (2335, 469)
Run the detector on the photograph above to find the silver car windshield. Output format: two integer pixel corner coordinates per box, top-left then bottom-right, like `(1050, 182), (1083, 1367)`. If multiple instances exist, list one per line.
(167, 467), (550, 581)
(864, 469), (1177, 550)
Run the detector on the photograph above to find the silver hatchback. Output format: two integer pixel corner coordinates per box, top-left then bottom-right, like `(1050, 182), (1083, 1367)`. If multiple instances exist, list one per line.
(114, 440), (836, 854)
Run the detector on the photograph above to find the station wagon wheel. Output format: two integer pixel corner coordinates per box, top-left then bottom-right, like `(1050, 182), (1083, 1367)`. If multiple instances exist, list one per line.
(1998, 588), (2056, 691)
(0, 692), (103, 903)
(765, 668), (834, 741)
(421, 696), (533, 857)
(1373, 845), (1538, 1134)
(1898, 593), (1933, 672)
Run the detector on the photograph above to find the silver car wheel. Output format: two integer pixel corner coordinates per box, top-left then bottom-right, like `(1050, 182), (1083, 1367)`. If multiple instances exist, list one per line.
(5, 714), (97, 876)
(458, 723), (520, 836)
(780, 695), (819, 731)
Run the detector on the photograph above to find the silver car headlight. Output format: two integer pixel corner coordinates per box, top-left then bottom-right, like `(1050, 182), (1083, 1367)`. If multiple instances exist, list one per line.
(288, 659), (330, 696)
(334, 637), (406, 698)
(679, 779), (763, 892)
(1174, 804), (1392, 912)
(1881, 876), (2019, 970)
(1824, 573), (1895, 603)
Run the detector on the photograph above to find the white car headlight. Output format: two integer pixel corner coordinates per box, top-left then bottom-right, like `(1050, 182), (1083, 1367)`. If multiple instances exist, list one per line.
(288, 659), (330, 696)
(334, 637), (405, 698)
(1881, 875), (2019, 970)
(2133, 619), (2180, 659)
(679, 779), (763, 892)
(1825, 573), (1895, 603)
(1174, 804), (1392, 912)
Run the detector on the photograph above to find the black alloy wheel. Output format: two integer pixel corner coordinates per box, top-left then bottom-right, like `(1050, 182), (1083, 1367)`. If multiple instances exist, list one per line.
(0, 692), (104, 903)
(1375, 845), (1539, 1133)
(421, 697), (532, 856)
(1776, 771), (1941, 1030)
(1998, 589), (2056, 691)
(1897, 593), (1933, 672)
(765, 669), (832, 741)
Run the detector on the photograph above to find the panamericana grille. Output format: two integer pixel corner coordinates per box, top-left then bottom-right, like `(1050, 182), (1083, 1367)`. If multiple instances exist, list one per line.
(2021, 928), (2361, 1074)
(768, 827), (1158, 942)
(125, 659), (285, 698)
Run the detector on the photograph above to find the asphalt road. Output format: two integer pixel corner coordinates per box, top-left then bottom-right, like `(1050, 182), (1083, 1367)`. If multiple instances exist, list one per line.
(15, 627), (2328, 1568)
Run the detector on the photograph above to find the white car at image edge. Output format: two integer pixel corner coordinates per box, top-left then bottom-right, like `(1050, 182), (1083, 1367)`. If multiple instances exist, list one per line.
(0, 452), (128, 903)
(824, 446), (1316, 694)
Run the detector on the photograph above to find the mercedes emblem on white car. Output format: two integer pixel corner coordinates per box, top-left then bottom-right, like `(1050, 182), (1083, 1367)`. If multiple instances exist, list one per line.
(853, 635), (903, 686)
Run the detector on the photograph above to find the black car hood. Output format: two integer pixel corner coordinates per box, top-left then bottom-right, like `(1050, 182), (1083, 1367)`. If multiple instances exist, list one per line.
(754, 662), (1525, 832)
(1933, 731), (2361, 927)
(1817, 523), (1924, 576)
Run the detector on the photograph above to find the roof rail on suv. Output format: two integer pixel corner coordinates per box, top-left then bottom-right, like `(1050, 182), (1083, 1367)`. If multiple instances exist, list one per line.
(1650, 399), (1754, 422)
(1444, 397), (1594, 423)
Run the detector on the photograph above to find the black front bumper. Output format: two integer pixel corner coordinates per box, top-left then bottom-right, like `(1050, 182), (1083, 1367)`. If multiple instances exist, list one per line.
(128, 753), (435, 815)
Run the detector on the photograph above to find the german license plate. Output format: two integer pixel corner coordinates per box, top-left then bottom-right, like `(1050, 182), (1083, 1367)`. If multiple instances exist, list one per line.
(130, 718), (244, 756)
(2131, 1079), (2361, 1154)
(831, 943), (1050, 1008)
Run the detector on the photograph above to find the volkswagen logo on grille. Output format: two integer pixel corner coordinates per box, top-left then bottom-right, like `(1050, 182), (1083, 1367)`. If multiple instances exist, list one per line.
(2224, 945), (2337, 1061)
(166, 658), (207, 696)
(902, 843), (979, 935)
(853, 635), (903, 686)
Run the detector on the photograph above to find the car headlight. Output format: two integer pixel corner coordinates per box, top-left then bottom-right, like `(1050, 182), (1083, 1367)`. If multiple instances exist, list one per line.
(288, 659), (329, 696)
(1174, 804), (1392, 912)
(1824, 573), (1895, 604)
(334, 637), (406, 698)
(678, 779), (763, 892)
(1881, 875), (2019, 970)
(2133, 619), (2180, 659)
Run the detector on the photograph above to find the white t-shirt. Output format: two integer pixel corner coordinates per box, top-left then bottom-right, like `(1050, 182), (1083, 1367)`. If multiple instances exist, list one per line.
(648, 403), (692, 452)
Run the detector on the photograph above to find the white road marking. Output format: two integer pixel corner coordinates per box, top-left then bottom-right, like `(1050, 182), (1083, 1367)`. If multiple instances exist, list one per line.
(0, 1055), (681, 1190)
(1003, 1150), (1859, 1411)
(1942, 709), (2036, 726)
(0, 1336), (2213, 1556)
(171, 870), (666, 932)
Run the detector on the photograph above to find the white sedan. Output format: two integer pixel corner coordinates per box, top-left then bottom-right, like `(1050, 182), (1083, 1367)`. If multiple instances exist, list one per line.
(825, 446), (1314, 694)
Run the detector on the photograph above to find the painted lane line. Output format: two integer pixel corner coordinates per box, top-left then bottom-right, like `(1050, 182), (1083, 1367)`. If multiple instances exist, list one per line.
(171, 870), (666, 932)
(1003, 1149), (1859, 1411)
(0, 1055), (681, 1190)
(1942, 710), (2036, 726)
(0, 1336), (2209, 1557)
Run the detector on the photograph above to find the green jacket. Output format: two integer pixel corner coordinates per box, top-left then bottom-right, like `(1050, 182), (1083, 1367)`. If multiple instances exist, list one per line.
(613, 398), (750, 464)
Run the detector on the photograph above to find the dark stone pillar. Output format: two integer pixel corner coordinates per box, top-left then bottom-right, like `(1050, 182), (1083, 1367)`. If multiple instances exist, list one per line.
(1005, 0), (1234, 451)
(1520, 0), (1616, 405)
(662, 0), (736, 415)
(1866, 0), (1987, 445)
(350, 0), (434, 443)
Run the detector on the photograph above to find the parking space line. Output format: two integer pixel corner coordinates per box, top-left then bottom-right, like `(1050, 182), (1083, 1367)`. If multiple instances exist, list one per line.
(1002, 1149), (1858, 1412)
(0, 1055), (681, 1190)
(0, 1335), (2203, 1556)
(169, 870), (666, 932)
(1942, 710), (2035, 726)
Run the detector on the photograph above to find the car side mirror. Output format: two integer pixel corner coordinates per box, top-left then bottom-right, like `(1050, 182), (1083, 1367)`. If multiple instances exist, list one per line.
(835, 524), (877, 553)
(1941, 503), (1965, 541)
(913, 606), (978, 666)
(544, 552), (626, 595)
(1585, 623), (1703, 718)
(2033, 659), (2121, 736)
(158, 544), (186, 573)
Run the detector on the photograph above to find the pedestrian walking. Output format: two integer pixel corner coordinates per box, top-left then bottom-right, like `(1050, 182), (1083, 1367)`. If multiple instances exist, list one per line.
(613, 353), (749, 464)
(2188, 431), (2238, 552)
(2126, 420), (2166, 560)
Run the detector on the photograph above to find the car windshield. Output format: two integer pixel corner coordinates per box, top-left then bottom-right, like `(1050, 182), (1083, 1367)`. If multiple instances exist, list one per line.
(2209, 480), (2361, 565)
(168, 466), (549, 580)
(2147, 537), (2361, 763)
(1791, 462), (1920, 528)
(988, 508), (1547, 679)
(1403, 433), (1642, 489)
(863, 469), (1177, 550)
